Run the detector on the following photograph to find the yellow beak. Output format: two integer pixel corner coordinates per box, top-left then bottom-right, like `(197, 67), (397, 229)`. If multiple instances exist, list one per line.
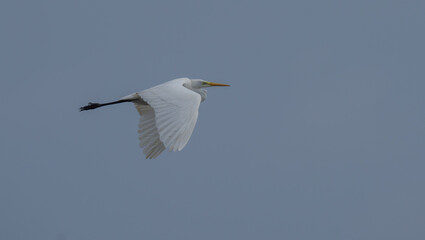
(207, 82), (230, 87)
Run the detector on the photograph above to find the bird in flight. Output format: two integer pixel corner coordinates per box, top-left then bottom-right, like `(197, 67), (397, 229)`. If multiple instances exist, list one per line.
(80, 78), (230, 159)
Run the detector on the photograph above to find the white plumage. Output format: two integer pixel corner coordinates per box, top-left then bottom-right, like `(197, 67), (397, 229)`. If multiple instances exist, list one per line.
(80, 78), (230, 159)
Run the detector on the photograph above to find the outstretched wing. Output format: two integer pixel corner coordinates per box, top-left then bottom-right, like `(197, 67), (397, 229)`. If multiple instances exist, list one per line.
(139, 79), (201, 153)
(134, 101), (166, 159)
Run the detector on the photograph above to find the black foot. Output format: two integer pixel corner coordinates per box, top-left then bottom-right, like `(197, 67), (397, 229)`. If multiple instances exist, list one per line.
(80, 102), (102, 111)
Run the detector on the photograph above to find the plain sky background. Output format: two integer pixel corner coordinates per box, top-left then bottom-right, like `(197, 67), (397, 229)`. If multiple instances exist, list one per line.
(1, 0), (424, 239)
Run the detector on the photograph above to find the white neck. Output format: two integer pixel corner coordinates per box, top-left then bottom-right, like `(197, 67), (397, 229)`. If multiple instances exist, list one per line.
(192, 88), (207, 102)
(183, 79), (208, 102)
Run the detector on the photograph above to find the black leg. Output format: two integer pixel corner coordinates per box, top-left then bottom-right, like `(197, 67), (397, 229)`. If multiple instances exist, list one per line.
(79, 99), (133, 111)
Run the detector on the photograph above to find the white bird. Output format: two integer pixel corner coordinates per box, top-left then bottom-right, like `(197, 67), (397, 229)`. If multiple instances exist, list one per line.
(80, 77), (230, 159)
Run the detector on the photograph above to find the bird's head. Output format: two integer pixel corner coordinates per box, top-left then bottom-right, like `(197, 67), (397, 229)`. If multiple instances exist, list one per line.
(190, 79), (230, 89)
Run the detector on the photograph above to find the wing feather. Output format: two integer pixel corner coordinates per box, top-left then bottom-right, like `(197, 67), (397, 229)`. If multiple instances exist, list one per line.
(130, 78), (201, 158)
(140, 79), (201, 152)
(134, 102), (165, 159)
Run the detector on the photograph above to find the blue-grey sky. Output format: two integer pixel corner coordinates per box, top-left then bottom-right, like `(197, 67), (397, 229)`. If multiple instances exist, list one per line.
(1, 0), (424, 239)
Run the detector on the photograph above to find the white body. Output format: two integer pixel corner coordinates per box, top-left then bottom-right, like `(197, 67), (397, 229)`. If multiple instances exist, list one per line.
(118, 78), (228, 159)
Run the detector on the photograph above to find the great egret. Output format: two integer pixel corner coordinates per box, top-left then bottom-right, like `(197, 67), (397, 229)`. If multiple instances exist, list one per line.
(80, 78), (230, 159)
